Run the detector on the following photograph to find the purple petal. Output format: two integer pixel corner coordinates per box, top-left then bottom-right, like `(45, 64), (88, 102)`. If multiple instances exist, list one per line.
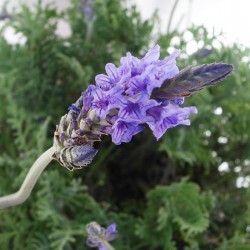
(154, 49), (181, 81)
(125, 75), (147, 96)
(106, 85), (126, 109)
(112, 119), (144, 145)
(81, 85), (95, 113)
(105, 223), (118, 241)
(147, 105), (197, 140)
(106, 223), (117, 233)
(118, 101), (145, 121)
(164, 49), (181, 62)
(91, 85), (125, 119)
(106, 232), (118, 242)
(172, 97), (184, 105)
(91, 88), (110, 119)
(95, 74), (113, 91)
(120, 52), (140, 68)
(118, 94), (158, 123)
(117, 64), (131, 86)
(142, 44), (160, 64)
(126, 65), (160, 96)
(120, 52), (142, 77)
(146, 106), (164, 123)
(86, 238), (98, 247)
(105, 63), (119, 82)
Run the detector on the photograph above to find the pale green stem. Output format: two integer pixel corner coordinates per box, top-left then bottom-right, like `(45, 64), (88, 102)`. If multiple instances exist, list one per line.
(102, 241), (115, 250)
(0, 146), (55, 209)
(85, 20), (94, 42)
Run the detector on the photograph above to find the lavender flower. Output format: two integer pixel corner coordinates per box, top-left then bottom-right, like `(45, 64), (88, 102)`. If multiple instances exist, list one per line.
(86, 222), (118, 250)
(78, 0), (94, 19)
(91, 45), (198, 143)
(53, 45), (233, 170)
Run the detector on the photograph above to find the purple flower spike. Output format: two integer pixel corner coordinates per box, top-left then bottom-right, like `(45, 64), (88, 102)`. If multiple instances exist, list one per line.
(54, 44), (233, 170)
(86, 222), (118, 250)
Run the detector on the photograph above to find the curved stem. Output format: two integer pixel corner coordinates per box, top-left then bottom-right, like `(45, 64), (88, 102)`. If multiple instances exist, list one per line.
(0, 146), (55, 209)
(103, 241), (115, 250)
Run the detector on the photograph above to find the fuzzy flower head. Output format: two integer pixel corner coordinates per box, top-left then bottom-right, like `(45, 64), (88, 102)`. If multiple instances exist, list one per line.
(53, 44), (233, 170)
(86, 222), (118, 250)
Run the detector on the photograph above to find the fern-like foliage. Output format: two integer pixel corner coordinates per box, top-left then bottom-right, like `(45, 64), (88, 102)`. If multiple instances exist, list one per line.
(136, 180), (215, 250)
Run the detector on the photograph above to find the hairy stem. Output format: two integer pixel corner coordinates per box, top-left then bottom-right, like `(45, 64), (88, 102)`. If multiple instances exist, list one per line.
(0, 146), (55, 209)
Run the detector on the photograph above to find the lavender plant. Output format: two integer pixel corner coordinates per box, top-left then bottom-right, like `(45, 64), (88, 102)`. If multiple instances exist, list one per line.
(0, 44), (232, 209)
(2, 1), (250, 249)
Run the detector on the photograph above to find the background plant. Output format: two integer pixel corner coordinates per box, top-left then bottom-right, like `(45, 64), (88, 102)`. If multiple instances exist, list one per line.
(0, 0), (250, 249)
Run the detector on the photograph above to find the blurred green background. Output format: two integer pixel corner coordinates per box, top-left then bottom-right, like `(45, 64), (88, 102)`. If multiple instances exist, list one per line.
(0, 0), (250, 249)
